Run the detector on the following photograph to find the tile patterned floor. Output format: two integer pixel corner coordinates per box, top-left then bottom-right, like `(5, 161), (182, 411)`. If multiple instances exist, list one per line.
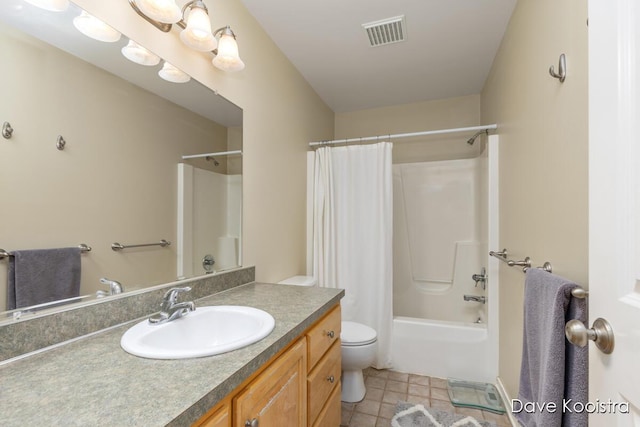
(340, 368), (513, 427)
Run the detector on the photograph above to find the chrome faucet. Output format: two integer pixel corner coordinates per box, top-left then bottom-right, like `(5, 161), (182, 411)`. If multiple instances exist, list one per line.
(472, 267), (487, 290)
(96, 277), (124, 297)
(463, 294), (486, 304)
(149, 287), (195, 324)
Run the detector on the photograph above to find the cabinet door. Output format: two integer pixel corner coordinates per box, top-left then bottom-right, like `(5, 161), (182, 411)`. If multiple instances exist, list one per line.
(198, 404), (230, 427)
(234, 338), (307, 427)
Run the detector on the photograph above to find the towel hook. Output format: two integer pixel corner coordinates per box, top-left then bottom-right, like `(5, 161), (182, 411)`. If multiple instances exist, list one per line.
(56, 135), (66, 150)
(2, 121), (13, 139)
(549, 53), (566, 82)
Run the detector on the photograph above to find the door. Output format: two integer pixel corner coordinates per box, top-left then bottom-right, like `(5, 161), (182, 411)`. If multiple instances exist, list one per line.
(589, 0), (640, 425)
(234, 338), (307, 427)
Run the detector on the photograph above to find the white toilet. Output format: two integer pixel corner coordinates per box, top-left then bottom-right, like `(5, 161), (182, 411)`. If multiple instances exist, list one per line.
(340, 320), (377, 402)
(277, 276), (379, 403)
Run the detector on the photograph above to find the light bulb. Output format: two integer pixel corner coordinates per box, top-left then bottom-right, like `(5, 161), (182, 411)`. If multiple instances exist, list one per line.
(135, 0), (181, 24)
(158, 61), (191, 83)
(121, 40), (161, 66)
(73, 11), (121, 43)
(212, 28), (245, 72)
(180, 4), (217, 52)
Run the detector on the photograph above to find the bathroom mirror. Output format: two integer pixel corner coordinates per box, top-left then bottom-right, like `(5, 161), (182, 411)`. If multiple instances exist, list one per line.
(0, 1), (243, 316)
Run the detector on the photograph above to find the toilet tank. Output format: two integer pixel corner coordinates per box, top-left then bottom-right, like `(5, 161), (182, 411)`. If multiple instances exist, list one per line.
(278, 275), (317, 287)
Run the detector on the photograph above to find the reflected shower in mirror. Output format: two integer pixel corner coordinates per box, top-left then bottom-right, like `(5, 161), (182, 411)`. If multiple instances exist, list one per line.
(0, 0), (242, 316)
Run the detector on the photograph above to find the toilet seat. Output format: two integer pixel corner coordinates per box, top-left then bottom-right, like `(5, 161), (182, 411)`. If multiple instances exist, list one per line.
(341, 321), (377, 346)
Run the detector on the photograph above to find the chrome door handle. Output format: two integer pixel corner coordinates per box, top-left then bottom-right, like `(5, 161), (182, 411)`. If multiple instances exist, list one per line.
(245, 418), (259, 427)
(327, 330), (335, 338)
(565, 317), (614, 354)
(327, 375), (335, 383)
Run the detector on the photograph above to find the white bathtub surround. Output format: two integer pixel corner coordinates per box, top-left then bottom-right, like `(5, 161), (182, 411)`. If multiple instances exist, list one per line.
(391, 136), (500, 383)
(308, 142), (393, 369)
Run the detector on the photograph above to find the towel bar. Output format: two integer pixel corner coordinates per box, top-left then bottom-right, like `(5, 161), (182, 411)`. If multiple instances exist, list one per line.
(0, 244), (91, 260)
(111, 239), (171, 251)
(489, 248), (588, 298)
(489, 248), (532, 271)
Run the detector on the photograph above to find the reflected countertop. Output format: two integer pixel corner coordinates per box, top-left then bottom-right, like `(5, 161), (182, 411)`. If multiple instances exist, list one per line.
(0, 283), (344, 426)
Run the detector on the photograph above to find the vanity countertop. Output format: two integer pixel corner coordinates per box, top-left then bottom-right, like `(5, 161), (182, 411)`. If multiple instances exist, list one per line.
(0, 283), (344, 426)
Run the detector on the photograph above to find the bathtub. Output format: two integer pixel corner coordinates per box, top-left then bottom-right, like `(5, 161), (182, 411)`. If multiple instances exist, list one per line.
(391, 316), (494, 384)
(390, 137), (500, 384)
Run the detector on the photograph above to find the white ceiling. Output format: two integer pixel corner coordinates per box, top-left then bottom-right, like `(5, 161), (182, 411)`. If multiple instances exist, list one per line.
(241, 0), (517, 113)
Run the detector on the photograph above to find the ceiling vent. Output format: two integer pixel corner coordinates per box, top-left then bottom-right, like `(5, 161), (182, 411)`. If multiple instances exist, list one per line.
(363, 15), (406, 47)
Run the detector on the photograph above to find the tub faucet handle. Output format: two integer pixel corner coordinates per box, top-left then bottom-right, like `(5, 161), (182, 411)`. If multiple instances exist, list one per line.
(472, 267), (487, 289)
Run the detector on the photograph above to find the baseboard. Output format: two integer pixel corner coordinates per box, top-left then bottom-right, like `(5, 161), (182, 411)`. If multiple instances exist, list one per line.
(495, 376), (518, 427)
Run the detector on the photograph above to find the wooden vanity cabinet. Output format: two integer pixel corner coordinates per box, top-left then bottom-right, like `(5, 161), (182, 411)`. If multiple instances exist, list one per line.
(193, 303), (341, 427)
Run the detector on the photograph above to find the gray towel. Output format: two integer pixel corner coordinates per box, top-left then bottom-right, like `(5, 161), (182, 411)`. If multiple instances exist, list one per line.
(515, 268), (588, 427)
(7, 247), (82, 310)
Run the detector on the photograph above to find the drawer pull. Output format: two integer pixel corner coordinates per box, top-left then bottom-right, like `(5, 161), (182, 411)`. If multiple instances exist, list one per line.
(327, 375), (335, 383)
(245, 418), (259, 427)
(327, 330), (335, 339)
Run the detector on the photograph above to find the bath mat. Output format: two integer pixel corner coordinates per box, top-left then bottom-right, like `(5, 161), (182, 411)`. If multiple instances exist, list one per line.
(446, 379), (506, 414)
(391, 401), (497, 427)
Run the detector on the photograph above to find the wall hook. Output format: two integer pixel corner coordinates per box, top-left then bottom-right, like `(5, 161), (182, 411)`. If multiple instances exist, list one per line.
(56, 135), (66, 150)
(549, 53), (566, 82)
(2, 121), (13, 139)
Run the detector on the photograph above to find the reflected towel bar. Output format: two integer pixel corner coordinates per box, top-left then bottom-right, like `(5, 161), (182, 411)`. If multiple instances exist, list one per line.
(0, 243), (91, 260)
(489, 247), (588, 298)
(111, 239), (171, 251)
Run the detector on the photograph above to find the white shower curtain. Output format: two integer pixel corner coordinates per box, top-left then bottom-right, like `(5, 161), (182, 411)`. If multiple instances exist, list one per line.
(310, 142), (393, 369)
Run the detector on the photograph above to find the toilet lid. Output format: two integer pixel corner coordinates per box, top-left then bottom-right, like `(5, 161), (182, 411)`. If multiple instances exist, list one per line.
(341, 321), (377, 346)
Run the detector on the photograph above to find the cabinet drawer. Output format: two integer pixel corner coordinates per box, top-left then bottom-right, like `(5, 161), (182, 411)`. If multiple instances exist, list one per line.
(308, 339), (341, 425)
(312, 381), (341, 427)
(307, 305), (341, 370)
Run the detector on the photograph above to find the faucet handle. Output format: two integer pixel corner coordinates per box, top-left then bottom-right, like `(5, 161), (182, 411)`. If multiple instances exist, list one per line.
(163, 286), (192, 304)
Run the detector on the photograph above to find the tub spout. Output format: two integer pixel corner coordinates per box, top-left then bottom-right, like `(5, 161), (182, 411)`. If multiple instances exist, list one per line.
(463, 295), (486, 304)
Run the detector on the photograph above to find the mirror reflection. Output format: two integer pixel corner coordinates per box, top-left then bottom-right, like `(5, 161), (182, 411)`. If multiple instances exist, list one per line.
(0, 1), (243, 315)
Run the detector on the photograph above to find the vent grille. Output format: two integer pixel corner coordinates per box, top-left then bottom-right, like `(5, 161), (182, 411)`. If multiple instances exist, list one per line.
(363, 15), (406, 47)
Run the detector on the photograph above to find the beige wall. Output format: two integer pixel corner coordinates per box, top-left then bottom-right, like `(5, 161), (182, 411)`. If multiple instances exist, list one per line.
(481, 0), (588, 397)
(0, 27), (229, 308)
(335, 95), (482, 163)
(71, 0), (335, 283)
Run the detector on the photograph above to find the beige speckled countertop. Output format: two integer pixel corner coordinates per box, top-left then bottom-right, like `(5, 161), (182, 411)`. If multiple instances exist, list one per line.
(0, 283), (344, 426)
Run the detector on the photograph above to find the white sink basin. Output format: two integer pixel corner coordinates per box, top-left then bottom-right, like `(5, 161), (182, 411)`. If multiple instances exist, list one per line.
(121, 305), (275, 359)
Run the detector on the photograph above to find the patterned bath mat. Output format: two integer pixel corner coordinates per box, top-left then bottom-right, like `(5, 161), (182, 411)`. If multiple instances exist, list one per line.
(391, 401), (497, 427)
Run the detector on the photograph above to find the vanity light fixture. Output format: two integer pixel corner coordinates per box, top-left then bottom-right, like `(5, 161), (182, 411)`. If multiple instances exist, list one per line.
(129, 0), (245, 72)
(73, 10), (122, 43)
(121, 40), (161, 66)
(158, 61), (191, 83)
(23, 0), (69, 12)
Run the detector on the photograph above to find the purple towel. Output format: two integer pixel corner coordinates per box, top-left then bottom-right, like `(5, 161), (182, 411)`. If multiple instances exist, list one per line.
(7, 247), (82, 310)
(515, 268), (588, 427)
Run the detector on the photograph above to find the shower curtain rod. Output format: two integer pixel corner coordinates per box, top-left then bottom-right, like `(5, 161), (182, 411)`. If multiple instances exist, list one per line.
(181, 150), (243, 160)
(308, 124), (497, 147)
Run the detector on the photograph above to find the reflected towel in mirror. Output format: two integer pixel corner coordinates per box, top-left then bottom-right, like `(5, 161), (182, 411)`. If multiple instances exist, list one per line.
(7, 247), (82, 310)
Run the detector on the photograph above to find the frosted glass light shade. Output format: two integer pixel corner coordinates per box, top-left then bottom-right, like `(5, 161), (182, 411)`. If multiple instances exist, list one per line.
(135, 0), (181, 24)
(73, 11), (121, 43)
(180, 6), (217, 52)
(158, 61), (191, 83)
(23, 0), (69, 11)
(121, 40), (161, 66)
(212, 29), (245, 72)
